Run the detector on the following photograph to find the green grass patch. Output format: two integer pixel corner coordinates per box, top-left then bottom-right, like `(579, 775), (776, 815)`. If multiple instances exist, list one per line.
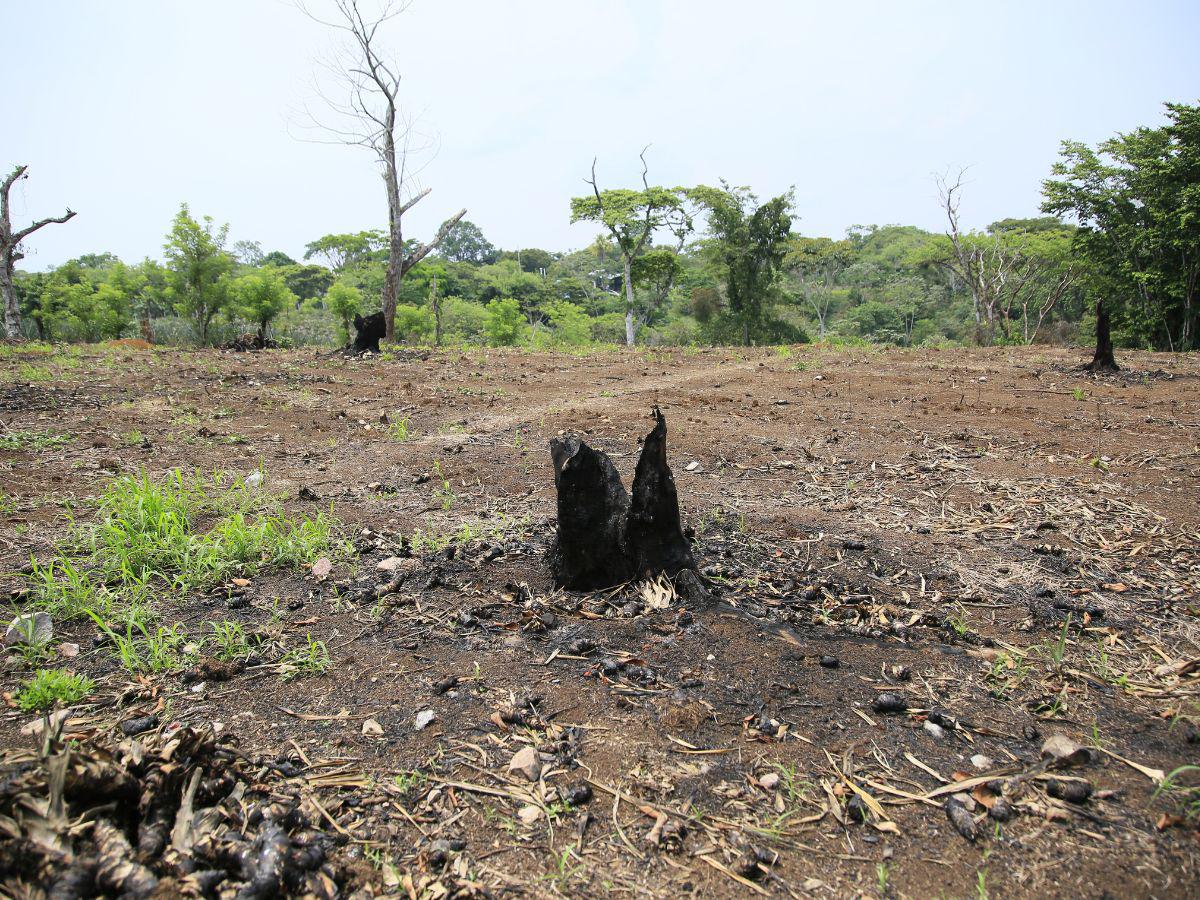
(0, 430), (71, 451)
(23, 468), (350, 621)
(15, 669), (95, 712)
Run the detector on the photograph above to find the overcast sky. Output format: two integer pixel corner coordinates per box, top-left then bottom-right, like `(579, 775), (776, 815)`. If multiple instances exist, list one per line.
(5, 0), (1198, 270)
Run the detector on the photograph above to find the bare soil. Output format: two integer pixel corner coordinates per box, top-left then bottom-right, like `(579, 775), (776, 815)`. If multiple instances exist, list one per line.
(2, 342), (1198, 898)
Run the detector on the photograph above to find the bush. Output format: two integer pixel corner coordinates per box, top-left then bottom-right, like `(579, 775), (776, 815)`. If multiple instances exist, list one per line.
(544, 301), (591, 346)
(442, 297), (488, 344)
(394, 304), (434, 343)
(484, 297), (526, 346)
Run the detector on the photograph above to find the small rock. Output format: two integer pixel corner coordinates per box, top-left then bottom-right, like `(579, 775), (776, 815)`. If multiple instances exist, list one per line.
(120, 714), (159, 737)
(1041, 734), (1094, 768)
(1046, 778), (1092, 804)
(5, 611), (52, 647)
(923, 721), (946, 741)
(564, 783), (593, 806)
(58, 642), (80, 659)
(970, 754), (994, 771)
(376, 556), (413, 573)
(517, 804), (541, 824)
(311, 557), (332, 580)
(244, 471), (264, 489)
(872, 693), (907, 714)
(507, 746), (542, 782)
(758, 772), (781, 790)
(685, 461), (701, 472)
(433, 675), (459, 695)
(987, 796), (1014, 822)
(944, 798), (977, 842)
(413, 709), (437, 731)
(362, 718), (384, 737)
(819, 655), (840, 669)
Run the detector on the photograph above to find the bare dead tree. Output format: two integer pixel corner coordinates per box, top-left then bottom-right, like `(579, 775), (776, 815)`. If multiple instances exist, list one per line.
(1001, 261), (1078, 345)
(296, 0), (464, 342)
(1, 165), (76, 339)
(935, 170), (1028, 344)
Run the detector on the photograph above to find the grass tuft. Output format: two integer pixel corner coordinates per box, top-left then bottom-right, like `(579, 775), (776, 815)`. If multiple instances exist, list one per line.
(15, 669), (95, 712)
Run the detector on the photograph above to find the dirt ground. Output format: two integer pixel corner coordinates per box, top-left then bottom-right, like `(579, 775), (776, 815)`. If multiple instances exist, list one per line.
(1, 341), (1198, 898)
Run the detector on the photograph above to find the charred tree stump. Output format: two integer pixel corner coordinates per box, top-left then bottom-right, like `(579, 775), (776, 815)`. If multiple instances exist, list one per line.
(627, 410), (695, 580)
(352, 312), (387, 354)
(547, 436), (634, 590)
(1083, 301), (1119, 373)
(548, 409), (697, 592)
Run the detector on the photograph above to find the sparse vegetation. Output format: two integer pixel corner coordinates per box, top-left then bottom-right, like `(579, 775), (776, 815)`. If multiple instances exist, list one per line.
(14, 669), (94, 712)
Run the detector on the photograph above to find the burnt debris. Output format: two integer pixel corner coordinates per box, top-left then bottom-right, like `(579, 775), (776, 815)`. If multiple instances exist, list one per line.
(548, 408), (697, 591)
(351, 311), (387, 354)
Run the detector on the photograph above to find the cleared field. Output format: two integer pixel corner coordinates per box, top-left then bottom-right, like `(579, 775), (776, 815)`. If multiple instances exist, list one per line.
(1, 342), (1198, 897)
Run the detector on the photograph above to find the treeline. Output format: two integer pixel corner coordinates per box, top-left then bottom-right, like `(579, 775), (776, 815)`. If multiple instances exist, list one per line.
(11, 102), (1197, 352)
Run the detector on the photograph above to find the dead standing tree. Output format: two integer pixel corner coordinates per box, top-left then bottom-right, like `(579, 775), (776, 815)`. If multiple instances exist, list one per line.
(1084, 300), (1120, 372)
(298, 0), (464, 342)
(935, 170), (1024, 345)
(1, 166), (76, 339)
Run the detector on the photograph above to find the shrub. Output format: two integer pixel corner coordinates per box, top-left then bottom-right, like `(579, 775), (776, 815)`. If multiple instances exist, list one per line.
(484, 297), (526, 346)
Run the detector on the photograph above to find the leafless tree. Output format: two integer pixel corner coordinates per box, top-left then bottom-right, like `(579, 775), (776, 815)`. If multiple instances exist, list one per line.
(297, 0), (464, 342)
(1, 165), (76, 339)
(935, 170), (1021, 344)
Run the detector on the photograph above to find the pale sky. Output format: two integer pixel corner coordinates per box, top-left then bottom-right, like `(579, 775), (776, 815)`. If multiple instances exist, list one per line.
(5, 0), (1198, 270)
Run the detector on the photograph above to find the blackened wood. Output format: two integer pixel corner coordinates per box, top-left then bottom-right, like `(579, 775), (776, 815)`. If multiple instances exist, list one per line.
(547, 435), (633, 590)
(1084, 301), (1119, 373)
(627, 408), (696, 579)
(351, 312), (387, 354)
(548, 409), (698, 592)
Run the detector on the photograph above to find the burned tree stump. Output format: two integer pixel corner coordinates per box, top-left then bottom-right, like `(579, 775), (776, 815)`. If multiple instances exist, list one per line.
(352, 312), (387, 354)
(627, 410), (695, 580)
(1083, 301), (1119, 373)
(548, 409), (697, 592)
(547, 436), (634, 590)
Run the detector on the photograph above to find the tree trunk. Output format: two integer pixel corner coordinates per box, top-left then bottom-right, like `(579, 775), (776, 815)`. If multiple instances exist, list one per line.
(548, 409), (697, 592)
(622, 257), (636, 346)
(1084, 301), (1119, 373)
(382, 142), (403, 343)
(1, 165), (75, 339)
(1, 257), (18, 339)
(431, 275), (442, 347)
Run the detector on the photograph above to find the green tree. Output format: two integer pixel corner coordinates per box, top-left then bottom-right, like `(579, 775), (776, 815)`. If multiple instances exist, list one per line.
(232, 270), (296, 341)
(570, 151), (693, 345)
(325, 281), (362, 343)
(1042, 101), (1200, 350)
(274, 263), (334, 302)
(544, 300), (591, 346)
(163, 204), (232, 344)
(484, 297), (525, 346)
(694, 183), (795, 345)
(786, 236), (856, 339)
(517, 248), (555, 274)
(437, 219), (497, 265)
(261, 250), (297, 267)
(304, 230), (387, 274)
